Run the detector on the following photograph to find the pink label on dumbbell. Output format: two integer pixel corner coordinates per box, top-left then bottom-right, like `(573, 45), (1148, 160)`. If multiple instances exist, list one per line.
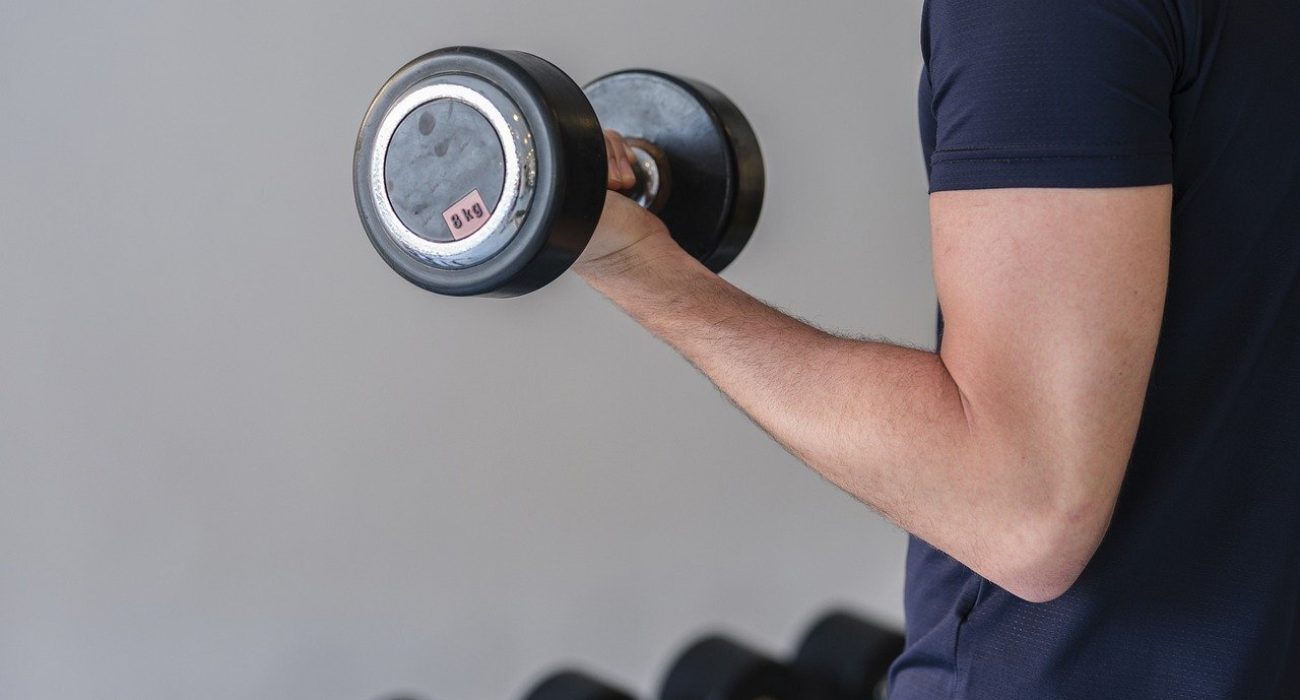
(442, 190), (492, 240)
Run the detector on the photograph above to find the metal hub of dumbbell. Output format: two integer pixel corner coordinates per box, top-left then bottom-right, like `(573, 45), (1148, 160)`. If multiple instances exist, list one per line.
(353, 46), (765, 297)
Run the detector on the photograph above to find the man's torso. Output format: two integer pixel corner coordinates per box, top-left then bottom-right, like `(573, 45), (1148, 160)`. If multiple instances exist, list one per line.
(893, 1), (1300, 698)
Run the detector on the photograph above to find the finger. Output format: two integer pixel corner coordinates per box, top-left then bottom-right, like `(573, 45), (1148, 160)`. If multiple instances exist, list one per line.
(604, 130), (641, 191)
(605, 129), (626, 153)
(607, 132), (632, 189)
(620, 150), (637, 190)
(622, 143), (639, 189)
(604, 132), (622, 190)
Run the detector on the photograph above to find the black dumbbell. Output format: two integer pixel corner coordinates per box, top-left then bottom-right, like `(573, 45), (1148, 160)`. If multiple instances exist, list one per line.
(522, 669), (639, 700)
(659, 635), (801, 700)
(353, 46), (765, 297)
(791, 611), (904, 700)
(372, 668), (633, 700)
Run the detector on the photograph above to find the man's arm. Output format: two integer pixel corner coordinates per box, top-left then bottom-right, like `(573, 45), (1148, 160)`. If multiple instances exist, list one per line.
(576, 185), (1171, 603)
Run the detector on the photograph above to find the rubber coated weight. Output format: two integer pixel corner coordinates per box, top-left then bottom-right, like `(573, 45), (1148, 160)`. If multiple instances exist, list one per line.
(584, 71), (765, 273)
(660, 636), (800, 700)
(791, 612), (904, 700)
(523, 671), (638, 700)
(354, 47), (606, 297)
(354, 47), (764, 297)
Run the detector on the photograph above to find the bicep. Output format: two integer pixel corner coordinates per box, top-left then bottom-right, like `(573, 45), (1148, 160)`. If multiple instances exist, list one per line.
(932, 186), (1170, 508)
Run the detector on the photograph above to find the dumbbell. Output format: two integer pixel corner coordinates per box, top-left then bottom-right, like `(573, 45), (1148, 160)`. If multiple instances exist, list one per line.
(522, 670), (638, 700)
(353, 46), (765, 297)
(660, 635), (801, 700)
(372, 668), (633, 700)
(791, 611), (905, 700)
(658, 612), (904, 700)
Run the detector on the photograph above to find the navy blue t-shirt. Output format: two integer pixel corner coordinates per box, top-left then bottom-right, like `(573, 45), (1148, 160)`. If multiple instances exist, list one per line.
(893, 1), (1300, 698)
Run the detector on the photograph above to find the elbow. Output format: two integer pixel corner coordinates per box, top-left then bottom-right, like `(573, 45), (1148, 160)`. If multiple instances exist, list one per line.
(992, 501), (1115, 604)
(998, 557), (1086, 605)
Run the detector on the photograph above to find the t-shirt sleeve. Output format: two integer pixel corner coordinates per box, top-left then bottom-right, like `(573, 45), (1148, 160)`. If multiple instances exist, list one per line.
(922, 0), (1180, 192)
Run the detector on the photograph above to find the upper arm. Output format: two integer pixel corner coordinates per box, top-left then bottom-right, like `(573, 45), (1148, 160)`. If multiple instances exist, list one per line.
(920, 0), (1179, 599)
(932, 187), (1169, 540)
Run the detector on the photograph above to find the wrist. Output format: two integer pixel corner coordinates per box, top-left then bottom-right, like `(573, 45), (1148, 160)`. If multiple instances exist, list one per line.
(573, 222), (681, 282)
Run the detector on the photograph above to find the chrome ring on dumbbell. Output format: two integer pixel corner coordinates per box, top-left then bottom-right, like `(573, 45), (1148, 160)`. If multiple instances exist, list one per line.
(366, 80), (535, 269)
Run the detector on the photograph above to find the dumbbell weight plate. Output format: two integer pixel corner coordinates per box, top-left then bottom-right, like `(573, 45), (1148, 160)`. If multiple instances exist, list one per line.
(584, 71), (764, 273)
(354, 47), (606, 297)
(522, 670), (638, 700)
(791, 612), (904, 700)
(660, 636), (800, 700)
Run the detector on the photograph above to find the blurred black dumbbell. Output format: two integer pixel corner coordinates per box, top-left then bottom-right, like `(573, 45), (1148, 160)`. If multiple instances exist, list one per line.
(791, 610), (904, 700)
(523, 669), (639, 700)
(375, 668), (636, 700)
(659, 635), (801, 700)
(657, 611), (903, 700)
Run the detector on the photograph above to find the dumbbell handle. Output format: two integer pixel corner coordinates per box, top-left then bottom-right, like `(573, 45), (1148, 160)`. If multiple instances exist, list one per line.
(623, 137), (672, 214)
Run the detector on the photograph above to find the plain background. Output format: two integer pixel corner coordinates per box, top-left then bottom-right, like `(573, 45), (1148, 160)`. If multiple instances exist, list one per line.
(0, 2), (933, 699)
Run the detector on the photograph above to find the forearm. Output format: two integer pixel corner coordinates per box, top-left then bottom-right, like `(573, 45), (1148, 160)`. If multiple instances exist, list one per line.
(578, 235), (1077, 596)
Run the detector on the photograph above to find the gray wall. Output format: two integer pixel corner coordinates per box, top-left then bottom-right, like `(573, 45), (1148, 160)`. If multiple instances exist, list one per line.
(0, 2), (932, 699)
